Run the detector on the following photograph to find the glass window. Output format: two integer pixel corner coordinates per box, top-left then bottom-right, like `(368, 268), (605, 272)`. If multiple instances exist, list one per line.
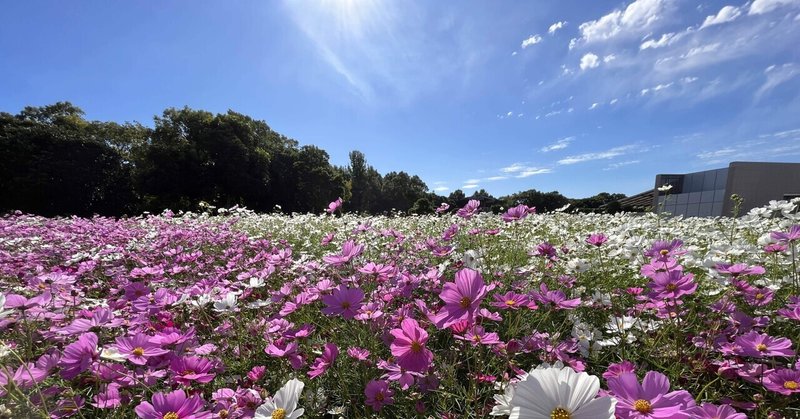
(688, 192), (702, 204)
(701, 190), (715, 203)
(677, 193), (689, 204)
(699, 202), (713, 216)
(715, 168), (728, 189)
(703, 170), (716, 190)
(686, 203), (700, 217)
(712, 202), (724, 216)
(714, 189), (726, 203)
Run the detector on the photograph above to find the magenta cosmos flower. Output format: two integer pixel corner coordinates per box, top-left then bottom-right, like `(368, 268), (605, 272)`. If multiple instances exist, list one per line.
(734, 331), (795, 357)
(308, 342), (339, 379)
(763, 368), (800, 395)
(607, 371), (695, 418)
(58, 332), (100, 379)
(586, 233), (609, 247)
(322, 240), (364, 266)
(389, 319), (433, 373)
(433, 268), (488, 329)
(714, 263), (766, 277)
(456, 199), (480, 219)
(687, 403), (746, 419)
(771, 225), (800, 242)
(647, 270), (697, 300)
(170, 356), (216, 385)
(491, 291), (529, 310)
(364, 379), (394, 412)
(325, 197), (342, 214)
(501, 204), (529, 222)
(644, 240), (685, 261)
(114, 333), (170, 365)
(321, 285), (364, 319)
(134, 389), (210, 419)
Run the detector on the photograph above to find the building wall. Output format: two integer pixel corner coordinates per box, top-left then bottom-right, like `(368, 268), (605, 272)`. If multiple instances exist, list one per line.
(655, 168), (728, 217)
(654, 162), (800, 217)
(722, 162), (800, 215)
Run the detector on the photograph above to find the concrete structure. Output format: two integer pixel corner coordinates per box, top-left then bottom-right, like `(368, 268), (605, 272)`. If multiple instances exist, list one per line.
(653, 162), (800, 217)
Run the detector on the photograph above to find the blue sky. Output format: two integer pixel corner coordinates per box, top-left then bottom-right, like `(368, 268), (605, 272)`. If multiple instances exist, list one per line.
(2, 0), (799, 198)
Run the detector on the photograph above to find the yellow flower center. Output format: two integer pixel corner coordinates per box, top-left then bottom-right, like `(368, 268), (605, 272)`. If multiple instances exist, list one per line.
(459, 297), (472, 309)
(219, 409), (229, 419)
(755, 293), (764, 300)
(162, 413), (179, 419)
(550, 407), (572, 419)
(659, 249), (670, 256)
(666, 283), (677, 291)
(756, 343), (768, 352)
(375, 393), (385, 401)
(132, 347), (145, 357)
(341, 302), (351, 309)
(272, 408), (286, 419)
(634, 399), (653, 413)
(472, 334), (482, 343)
(410, 341), (422, 353)
(505, 300), (517, 306)
(785, 380), (799, 390)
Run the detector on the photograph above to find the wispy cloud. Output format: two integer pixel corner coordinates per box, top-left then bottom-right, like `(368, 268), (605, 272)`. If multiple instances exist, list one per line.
(696, 127), (800, 165)
(557, 145), (640, 165)
(580, 53), (600, 70)
(749, 0), (800, 15)
(499, 163), (553, 178)
(462, 183), (480, 190)
(541, 136), (575, 152)
(603, 160), (641, 170)
(756, 63), (800, 99)
(486, 176), (508, 181)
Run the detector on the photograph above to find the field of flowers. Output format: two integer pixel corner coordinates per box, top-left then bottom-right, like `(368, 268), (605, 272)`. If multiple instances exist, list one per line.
(1, 198), (799, 418)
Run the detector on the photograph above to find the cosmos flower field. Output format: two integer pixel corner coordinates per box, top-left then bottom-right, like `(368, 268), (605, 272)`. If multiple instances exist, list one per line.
(1, 199), (799, 418)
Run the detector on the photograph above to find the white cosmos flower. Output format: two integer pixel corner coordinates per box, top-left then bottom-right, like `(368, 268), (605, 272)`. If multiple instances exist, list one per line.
(213, 293), (238, 312)
(508, 365), (616, 419)
(0, 294), (13, 319)
(255, 378), (305, 419)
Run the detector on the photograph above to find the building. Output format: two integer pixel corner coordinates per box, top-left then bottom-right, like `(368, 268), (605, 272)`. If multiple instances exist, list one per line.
(652, 162), (800, 217)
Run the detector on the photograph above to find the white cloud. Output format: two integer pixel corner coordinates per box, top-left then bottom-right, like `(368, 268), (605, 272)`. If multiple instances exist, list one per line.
(609, 98), (619, 105)
(541, 136), (575, 152)
(700, 5), (742, 29)
(640, 32), (676, 49)
(603, 54), (617, 63)
(557, 145), (639, 165)
(462, 184), (479, 190)
(603, 160), (641, 170)
(578, 0), (665, 43)
(589, 102), (600, 110)
(548, 21), (567, 34)
(640, 82), (673, 95)
(545, 110), (563, 117)
(433, 186), (449, 192)
(517, 168), (553, 178)
(749, 0), (800, 15)
(698, 148), (737, 160)
(521, 34), (543, 48)
(681, 43), (721, 59)
(580, 53), (600, 70)
(486, 176), (508, 181)
(500, 163), (526, 173)
(511, 51), (518, 56)
(756, 63), (800, 99)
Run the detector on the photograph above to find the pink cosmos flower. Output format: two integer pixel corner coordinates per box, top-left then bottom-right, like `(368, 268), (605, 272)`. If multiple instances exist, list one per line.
(647, 270), (697, 300)
(491, 291), (529, 310)
(321, 285), (364, 319)
(501, 204), (529, 222)
(603, 361), (636, 380)
(771, 225), (800, 242)
(134, 389), (210, 419)
(456, 200), (480, 219)
(322, 240), (364, 266)
(763, 368), (800, 395)
(435, 203), (450, 214)
(308, 343), (339, 379)
(530, 283), (581, 309)
(390, 318), (433, 373)
(644, 239), (685, 261)
(585, 233), (609, 247)
(265, 340), (305, 370)
(714, 263), (766, 277)
(734, 331), (795, 357)
(455, 325), (501, 346)
(687, 403), (746, 419)
(325, 197), (343, 214)
(364, 379), (394, 412)
(170, 356), (216, 385)
(58, 332), (100, 379)
(347, 347), (370, 361)
(92, 384), (122, 409)
(607, 371), (695, 418)
(433, 269), (488, 329)
(114, 333), (170, 365)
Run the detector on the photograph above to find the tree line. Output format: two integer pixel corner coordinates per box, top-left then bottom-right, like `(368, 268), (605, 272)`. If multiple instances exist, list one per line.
(0, 102), (629, 217)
